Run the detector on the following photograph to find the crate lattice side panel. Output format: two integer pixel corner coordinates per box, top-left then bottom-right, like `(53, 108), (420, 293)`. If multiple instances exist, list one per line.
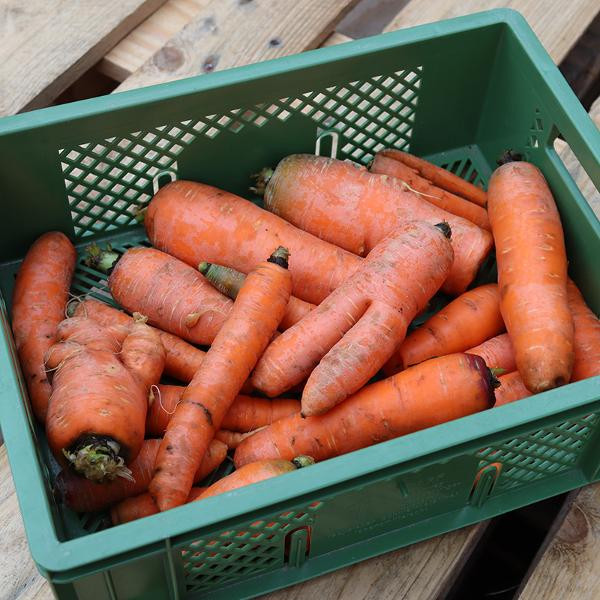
(58, 67), (423, 238)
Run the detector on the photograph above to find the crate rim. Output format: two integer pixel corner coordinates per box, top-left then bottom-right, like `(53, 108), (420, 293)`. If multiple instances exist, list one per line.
(0, 7), (599, 577)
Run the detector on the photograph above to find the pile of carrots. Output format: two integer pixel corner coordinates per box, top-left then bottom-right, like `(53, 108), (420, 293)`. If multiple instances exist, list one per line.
(10, 147), (600, 526)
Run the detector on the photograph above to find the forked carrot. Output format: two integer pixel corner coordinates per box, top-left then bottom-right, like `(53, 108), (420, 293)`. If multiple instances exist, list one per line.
(12, 232), (77, 422)
(466, 334), (516, 373)
(236, 354), (497, 466)
(252, 221), (453, 416)
(379, 149), (488, 207)
(568, 279), (600, 381)
(150, 248), (292, 510)
(495, 372), (532, 406)
(488, 160), (573, 392)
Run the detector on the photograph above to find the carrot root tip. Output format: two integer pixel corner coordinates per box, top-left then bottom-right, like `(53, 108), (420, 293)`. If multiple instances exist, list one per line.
(267, 246), (290, 269)
(292, 455), (315, 469)
(249, 167), (274, 196)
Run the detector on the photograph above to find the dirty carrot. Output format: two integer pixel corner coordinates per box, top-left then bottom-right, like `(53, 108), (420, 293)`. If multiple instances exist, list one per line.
(386, 284), (504, 373)
(215, 428), (265, 449)
(146, 384), (300, 435)
(379, 149), (488, 207)
(252, 221), (453, 416)
(12, 232), (76, 422)
(73, 298), (206, 382)
(466, 333), (516, 373)
(198, 457), (314, 500)
(495, 371), (532, 406)
(150, 247), (292, 511)
(488, 160), (573, 392)
(567, 279), (600, 381)
(236, 353), (497, 466)
(108, 247), (233, 346)
(198, 261), (316, 330)
(145, 180), (361, 305)
(370, 153), (491, 230)
(262, 154), (493, 295)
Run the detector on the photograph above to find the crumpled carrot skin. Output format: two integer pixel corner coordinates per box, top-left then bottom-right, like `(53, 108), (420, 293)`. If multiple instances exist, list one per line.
(488, 161), (573, 393)
(109, 247), (233, 346)
(466, 333), (516, 373)
(235, 353), (495, 467)
(12, 232), (76, 422)
(145, 180), (361, 305)
(263, 154), (493, 295)
(494, 371), (532, 406)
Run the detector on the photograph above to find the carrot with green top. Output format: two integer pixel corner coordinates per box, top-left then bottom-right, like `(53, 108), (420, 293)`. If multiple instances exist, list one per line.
(568, 279), (600, 381)
(150, 247), (292, 511)
(253, 221), (454, 416)
(199, 262), (315, 330)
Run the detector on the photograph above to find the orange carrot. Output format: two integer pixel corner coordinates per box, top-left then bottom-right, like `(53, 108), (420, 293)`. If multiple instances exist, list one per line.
(73, 298), (206, 383)
(262, 154), (493, 295)
(466, 333), (516, 373)
(145, 180), (361, 305)
(370, 154), (491, 230)
(488, 160), (573, 392)
(568, 279), (600, 381)
(379, 149), (488, 207)
(12, 232), (77, 422)
(495, 371), (532, 406)
(198, 457), (314, 500)
(151, 247), (292, 510)
(236, 353), (497, 466)
(108, 247), (233, 346)
(198, 261), (316, 330)
(147, 384), (300, 435)
(215, 428), (265, 449)
(253, 221), (454, 416)
(386, 284), (504, 373)
(56, 438), (226, 513)
(45, 316), (164, 480)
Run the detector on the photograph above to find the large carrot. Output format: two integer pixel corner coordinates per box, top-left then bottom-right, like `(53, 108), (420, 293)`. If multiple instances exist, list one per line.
(568, 279), (600, 381)
(252, 221), (453, 416)
(488, 160), (573, 392)
(466, 333), (516, 373)
(150, 247), (292, 510)
(108, 247), (233, 346)
(145, 180), (361, 305)
(12, 232), (77, 422)
(370, 154), (491, 230)
(495, 371), (532, 406)
(386, 284), (504, 373)
(146, 384), (300, 435)
(262, 154), (493, 295)
(236, 353), (497, 466)
(56, 438), (226, 513)
(198, 457), (314, 500)
(73, 298), (206, 382)
(379, 149), (488, 207)
(198, 262), (315, 330)
(45, 316), (165, 481)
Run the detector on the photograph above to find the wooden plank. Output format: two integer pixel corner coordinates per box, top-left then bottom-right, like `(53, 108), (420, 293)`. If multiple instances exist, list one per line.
(383, 0), (600, 63)
(114, 0), (361, 93)
(0, 0), (167, 116)
(98, 0), (211, 82)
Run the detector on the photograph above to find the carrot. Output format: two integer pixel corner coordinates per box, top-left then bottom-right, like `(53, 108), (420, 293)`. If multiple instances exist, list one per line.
(11, 232), (77, 422)
(495, 371), (532, 406)
(146, 384), (300, 435)
(488, 160), (573, 392)
(56, 438), (226, 513)
(379, 149), (488, 207)
(145, 180), (361, 305)
(466, 334), (516, 373)
(386, 284), (504, 373)
(252, 221), (454, 416)
(150, 247), (292, 510)
(370, 154), (491, 230)
(72, 298), (206, 382)
(215, 428), (265, 449)
(198, 457), (314, 500)
(198, 262), (316, 330)
(568, 279), (600, 382)
(262, 154), (493, 295)
(236, 353), (497, 466)
(110, 486), (207, 525)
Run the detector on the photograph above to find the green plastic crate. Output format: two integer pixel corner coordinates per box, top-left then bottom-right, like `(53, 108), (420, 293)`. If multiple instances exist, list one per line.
(0, 9), (599, 599)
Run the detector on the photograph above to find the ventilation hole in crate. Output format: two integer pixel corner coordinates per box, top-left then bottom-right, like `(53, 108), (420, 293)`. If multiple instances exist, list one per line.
(524, 108), (545, 158)
(475, 413), (599, 493)
(182, 501), (323, 594)
(439, 157), (486, 188)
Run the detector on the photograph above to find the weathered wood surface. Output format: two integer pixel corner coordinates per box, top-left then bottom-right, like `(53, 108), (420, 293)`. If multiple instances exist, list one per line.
(0, 0), (167, 116)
